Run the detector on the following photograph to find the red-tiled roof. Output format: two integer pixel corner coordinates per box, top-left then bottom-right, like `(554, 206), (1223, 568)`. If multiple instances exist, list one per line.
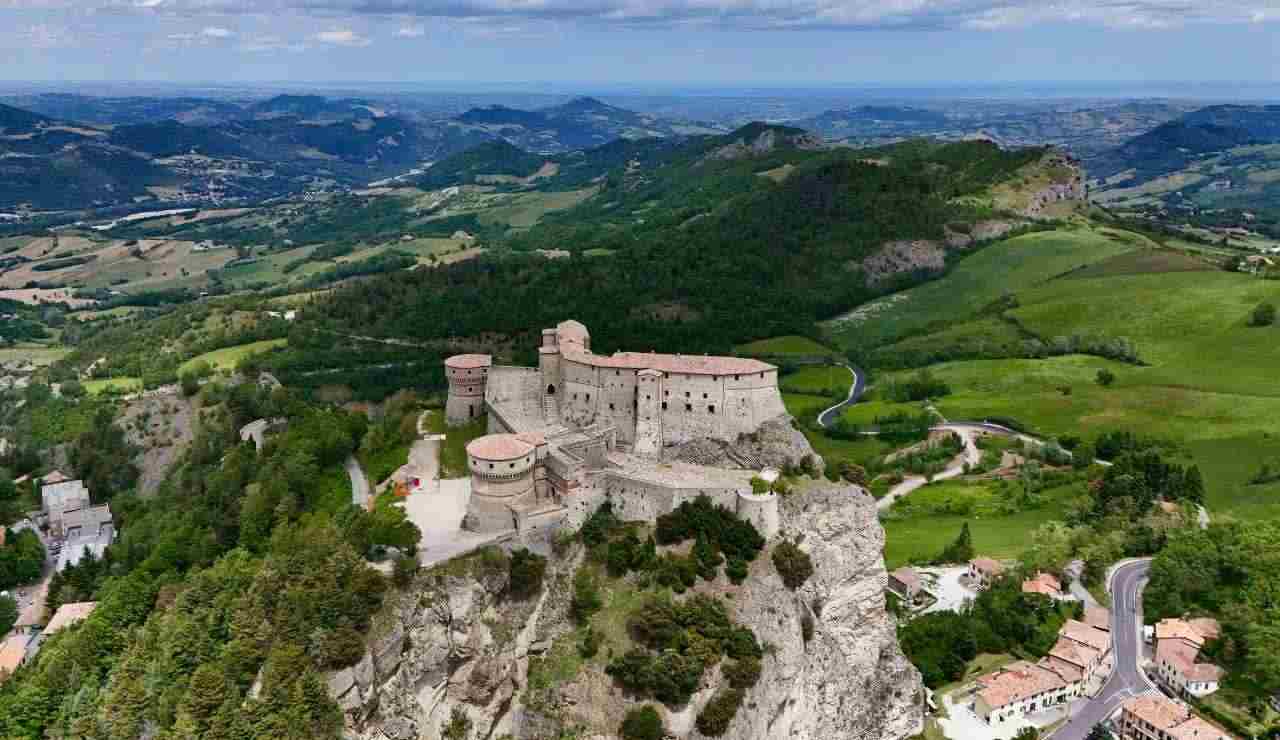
(445, 354), (492, 369)
(1022, 572), (1062, 596)
(890, 567), (922, 592)
(467, 434), (535, 461)
(1123, 695), (1190, 730)
(970, 557), (1004, 575)
(1083, 606), (1111, 631)
(1060, 620), (1111, 653)
(977, 662), (1066, 710)
(44, 602), (97, 636)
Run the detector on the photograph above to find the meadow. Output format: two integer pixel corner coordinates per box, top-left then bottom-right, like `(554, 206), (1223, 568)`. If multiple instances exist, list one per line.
(179, 338), (288, 375)
(735, 335), (837, 358)
(826, 226), (1144, 348)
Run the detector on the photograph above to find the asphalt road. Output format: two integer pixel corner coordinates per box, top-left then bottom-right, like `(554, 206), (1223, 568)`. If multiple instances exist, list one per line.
(1051, 559), (1154, 740)
(816, 365), (866, 428)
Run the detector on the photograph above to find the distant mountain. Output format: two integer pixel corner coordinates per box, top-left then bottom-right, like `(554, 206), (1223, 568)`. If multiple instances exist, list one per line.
(246, 94), (381, 122)
(1181, 105), (1280, 140)
(109, 120), (253, 159)
(1, 93), (247, 126)
(1090, 119), (1264, 183)
(798, 105), (951, 138)
(448, 96), (721, 153)
(0, 101), (55, 134)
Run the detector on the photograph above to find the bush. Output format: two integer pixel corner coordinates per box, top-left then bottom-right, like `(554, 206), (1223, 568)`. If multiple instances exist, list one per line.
(579, 627), (601, 659)
(1095, 369), (1116, 387)
(1250, 301), (1276, 327)
(772, 540), (814, 590)
(695, 688), (745, 737)
(442, 706), (472, 740)
(801, 612), (814, 643)
(392, 553), (419, 588)
(653, 495), (765, 581)
(0, 594), (16, 636)
(570, 567), (602, 624)
(620, 705), (665, 740)
(508, 548), (547, 600)
(724, 655), (762, 689)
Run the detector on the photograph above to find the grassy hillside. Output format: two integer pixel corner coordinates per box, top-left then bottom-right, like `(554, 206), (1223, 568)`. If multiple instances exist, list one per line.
(826, 226), (1144, 350)
(854, 242), (1280, 520)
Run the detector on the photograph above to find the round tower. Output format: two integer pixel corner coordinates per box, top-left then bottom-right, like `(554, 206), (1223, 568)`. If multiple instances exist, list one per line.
(463, 433), (537, 533)
(445, 354), (492, 427)
(736, 467), (781, 539)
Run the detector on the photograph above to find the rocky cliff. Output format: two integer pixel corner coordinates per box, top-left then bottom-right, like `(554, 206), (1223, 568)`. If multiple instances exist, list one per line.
(335, 482), (923, 740)
(666, 416), (823, 475)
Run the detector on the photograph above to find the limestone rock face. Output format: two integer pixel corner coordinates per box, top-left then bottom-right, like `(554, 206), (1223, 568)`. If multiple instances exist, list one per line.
(712, 484), (924, 740)
(338, 483), (921, 740)
(666, 415), (823, 474)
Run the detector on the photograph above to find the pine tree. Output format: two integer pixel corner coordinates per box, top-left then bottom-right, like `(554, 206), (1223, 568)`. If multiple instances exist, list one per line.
(1183, 465), (1204, 504)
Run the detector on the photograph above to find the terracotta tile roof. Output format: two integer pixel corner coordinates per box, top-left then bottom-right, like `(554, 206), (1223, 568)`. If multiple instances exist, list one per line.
(44, 601), (97, 636)
(515, 432), (546, 447)
(1167, 715), (1235, 740)
(976, 662), (1067, 710)
(1187, 663), (1225, 683)
(1049, 638), (1100, 670)
(1157, 619), (1209, 648)
(1060, 620), (1111, 653)
(1188, 618), (1221, 641)
(467, 434), (536, 461)
(445, 354), (492, 369)
(1084, 606), (1111, 631)
(562, 348), (774, 376)
(1123, 694), (1191, 730)
(890, 567), (922, 592)
(1159, 638), (1200, 673)
(1037, 656), (1084, 684)
(970, 557), (1004, 576)
(1022, 572), (1062, 596)
(0, 634), (27, 678)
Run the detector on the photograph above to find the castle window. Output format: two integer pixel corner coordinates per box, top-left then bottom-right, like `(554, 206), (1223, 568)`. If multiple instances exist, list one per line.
(702, 393), (708, 399)
(685, 391), (690, 398)
(685, 403), (693, 412)
(510, 463), (515, 469)
(709, 405), (716, 414)
(735, 375), (739, 381)
(662, 402), (668, 411)
(609, 403), (615, 410)
(488, 463), (494, 470)
(586, 393), (591, 402)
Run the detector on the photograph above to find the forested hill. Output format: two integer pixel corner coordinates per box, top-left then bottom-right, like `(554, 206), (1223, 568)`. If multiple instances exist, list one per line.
(305, 134), (1050, 357)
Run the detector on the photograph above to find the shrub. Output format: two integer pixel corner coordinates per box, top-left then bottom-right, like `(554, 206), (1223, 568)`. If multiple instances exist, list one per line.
(579, 627), (601, 659)
(507, 548), (547, 600)
(619, 705), (665, 740)
(392, 554), (419, 588)
(695, 688), (745, 737)
(800, 612), (814, 643)
(725, 557), (749, 585)
(442, 707), (472, 740)
(1095, 369), (1116, 387)
(772, 540), (814, 590)
(1250, 301), (1277, 327)
(724, 656), (762, 689)
(570, 568), (602, 624)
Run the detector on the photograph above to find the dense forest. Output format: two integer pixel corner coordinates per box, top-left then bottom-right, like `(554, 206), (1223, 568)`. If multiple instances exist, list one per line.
(303, 136), (1044, 356)
(0, 383), (421, 738)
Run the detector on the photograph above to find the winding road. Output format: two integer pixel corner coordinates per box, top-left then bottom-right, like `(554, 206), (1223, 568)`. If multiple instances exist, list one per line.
(1051, 559), (1155, 740)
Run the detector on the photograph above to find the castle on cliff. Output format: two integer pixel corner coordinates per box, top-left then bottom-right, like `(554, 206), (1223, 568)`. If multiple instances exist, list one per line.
(445, 320), (795, 539)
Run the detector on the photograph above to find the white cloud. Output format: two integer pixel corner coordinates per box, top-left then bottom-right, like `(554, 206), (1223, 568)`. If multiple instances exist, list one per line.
(314, 28), (371, 46)
(395, 24), (426, 37)
(7, 1), (1280, 32)
(201, 25), (234, 37)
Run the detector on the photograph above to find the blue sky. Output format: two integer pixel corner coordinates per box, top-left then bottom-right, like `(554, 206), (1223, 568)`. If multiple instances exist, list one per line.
(1, 1), (1277, 85)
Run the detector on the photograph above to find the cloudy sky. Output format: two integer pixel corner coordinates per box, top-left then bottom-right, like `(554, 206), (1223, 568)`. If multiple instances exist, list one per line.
(1, 0), (1277, 85)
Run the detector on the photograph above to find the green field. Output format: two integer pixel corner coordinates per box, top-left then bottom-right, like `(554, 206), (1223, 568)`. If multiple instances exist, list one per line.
(882, 482), (1078, 568)
(826, 227), (1143, 347)
(735, 335), (836, 358)
(84, 376), (142, 395)
(0, 346), (70, 367)
(857, 254), (1280, 519)
(778, 365), (852, 396)
(476, 188), (597, 231)
(179, 338), (287, 374)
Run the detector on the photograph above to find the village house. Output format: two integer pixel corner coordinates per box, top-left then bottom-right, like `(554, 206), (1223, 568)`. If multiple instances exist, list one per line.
(1083, 605), (1111, 632)
(974, 661), (1082, 725)
(1022, 571), (1068, 600)
(40, 478), (91, 538)
(974, 617), (1112, 726)
(1118, 694), (1236, 740)
(1153, 618), (1225, 699)
(27, 602), (98, 659)
(888, 567), (925, 605)
(968, 557), (1005, 589)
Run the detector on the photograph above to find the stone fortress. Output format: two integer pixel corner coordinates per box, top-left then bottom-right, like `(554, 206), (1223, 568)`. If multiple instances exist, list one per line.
(445, 320), (810, 540)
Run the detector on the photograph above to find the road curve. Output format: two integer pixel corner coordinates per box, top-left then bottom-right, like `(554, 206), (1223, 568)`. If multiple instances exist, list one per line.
(1051, 559), (1154, 740)
(816, 365), (866, 429)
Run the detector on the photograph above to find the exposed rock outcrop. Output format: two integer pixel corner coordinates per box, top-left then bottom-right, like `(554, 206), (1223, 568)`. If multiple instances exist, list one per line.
(666, 415), (823, 474)
(337, 482), (922, 740)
